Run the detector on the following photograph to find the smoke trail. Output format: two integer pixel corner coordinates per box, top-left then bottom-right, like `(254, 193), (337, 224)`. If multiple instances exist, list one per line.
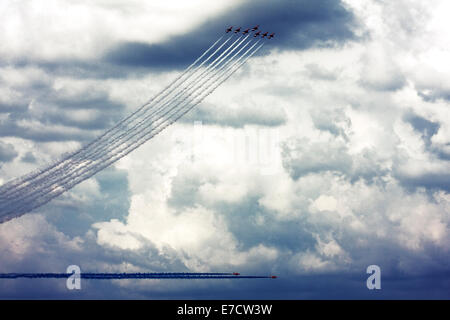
(0, 31), (268, 222)
(0, 41), (263, 221)
(0, 40), (264, 221)
(0, 36), (245, 205)
(0, 39), (253, 217)
(0, 40), (248, 218)
(0, 272), (276, 280)
(0, 36), (231, 200)
(72, 36), (251, 168)
(0, 37), (251, 208)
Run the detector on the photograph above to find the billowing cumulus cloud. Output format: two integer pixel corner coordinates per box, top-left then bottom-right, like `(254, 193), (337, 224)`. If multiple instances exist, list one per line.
(0, 0), (449, 299)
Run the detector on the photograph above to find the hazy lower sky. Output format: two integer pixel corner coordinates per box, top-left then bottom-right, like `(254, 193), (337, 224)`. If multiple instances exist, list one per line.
(0, 0), (449, 299)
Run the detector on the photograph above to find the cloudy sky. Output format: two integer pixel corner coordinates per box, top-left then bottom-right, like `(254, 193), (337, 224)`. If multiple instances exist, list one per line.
(0, 0), (449, 299)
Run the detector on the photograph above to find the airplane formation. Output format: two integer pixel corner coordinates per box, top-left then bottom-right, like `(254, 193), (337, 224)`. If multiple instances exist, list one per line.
(226, 25), (275, 39)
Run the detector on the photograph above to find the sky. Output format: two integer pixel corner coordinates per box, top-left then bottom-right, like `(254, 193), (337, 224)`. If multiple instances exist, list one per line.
(0, 0), (449, 299)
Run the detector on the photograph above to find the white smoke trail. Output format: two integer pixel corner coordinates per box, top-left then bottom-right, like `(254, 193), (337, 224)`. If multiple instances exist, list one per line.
(1, 38), (254, 214)
(1, 36), (242, 200)
(0, 36), (248, 205)
(0, 35), (265, 222)
(10, 41), (265, 220)
(0, 36), (230, 199)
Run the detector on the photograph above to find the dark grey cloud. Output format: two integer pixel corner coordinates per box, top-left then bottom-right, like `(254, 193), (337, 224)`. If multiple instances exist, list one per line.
(405, 113), (439, 138)
(0, 102), (29, 113)
(0, 142), (18, 163)
(105, 0), (357, 70)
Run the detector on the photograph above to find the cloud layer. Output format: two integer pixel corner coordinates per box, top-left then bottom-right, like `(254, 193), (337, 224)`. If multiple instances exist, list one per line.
(0, 0), (449, 299)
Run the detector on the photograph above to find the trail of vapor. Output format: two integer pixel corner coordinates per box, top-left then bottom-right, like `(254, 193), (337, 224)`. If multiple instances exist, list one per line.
(0, 37), (265, 222)
(0, 36), (242, 202)
(0, 36), (247, 207)
(0, 39), (253, 217)
(0, 40), (263, 221)
(0, 36), (249, 206)
(0, 36), (229, 199)
(0, 36), (239, 204)
(72, 36), (251, 165)
(0, 36), (228, 198)
(72, 35), (248, 163)
(0, 272), (275, 280)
